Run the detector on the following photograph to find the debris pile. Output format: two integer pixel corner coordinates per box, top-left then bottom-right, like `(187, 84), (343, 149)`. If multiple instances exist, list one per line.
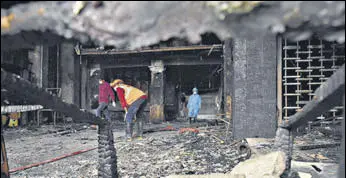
(292, 129), (341, 163)
(116, 131), (251, 178)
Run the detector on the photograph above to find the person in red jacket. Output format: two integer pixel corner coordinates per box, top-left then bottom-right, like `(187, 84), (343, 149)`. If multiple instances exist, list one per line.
(96, 79), (116, 120)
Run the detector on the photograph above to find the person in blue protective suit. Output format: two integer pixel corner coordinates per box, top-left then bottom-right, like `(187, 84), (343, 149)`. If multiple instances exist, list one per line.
(187, 87), (202, 124)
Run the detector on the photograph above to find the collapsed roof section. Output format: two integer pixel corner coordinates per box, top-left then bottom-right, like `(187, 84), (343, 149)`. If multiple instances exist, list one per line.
(1, 1), (345, 51)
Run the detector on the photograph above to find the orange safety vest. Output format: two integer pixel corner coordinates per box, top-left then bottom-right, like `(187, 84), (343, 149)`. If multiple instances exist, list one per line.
(117, 84), (146, 105)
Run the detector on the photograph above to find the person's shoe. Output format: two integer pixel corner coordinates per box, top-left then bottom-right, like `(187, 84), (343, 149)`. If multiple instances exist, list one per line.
(137, 136), (143, 140)
(126, 138), (133, 142)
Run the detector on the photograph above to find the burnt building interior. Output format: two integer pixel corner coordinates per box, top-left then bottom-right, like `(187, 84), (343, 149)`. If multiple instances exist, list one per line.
(1, 1), (345, 178)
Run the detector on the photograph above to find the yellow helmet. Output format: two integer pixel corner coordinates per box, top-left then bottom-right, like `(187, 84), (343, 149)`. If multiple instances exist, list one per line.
(110, 79), (124, 87)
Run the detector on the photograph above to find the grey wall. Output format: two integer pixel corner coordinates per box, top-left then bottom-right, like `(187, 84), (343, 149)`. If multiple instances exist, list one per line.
(232, 34), (277, 139)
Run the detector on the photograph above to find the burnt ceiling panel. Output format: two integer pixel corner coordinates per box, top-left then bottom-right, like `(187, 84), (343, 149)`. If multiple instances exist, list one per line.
(1, 1), (345, 51)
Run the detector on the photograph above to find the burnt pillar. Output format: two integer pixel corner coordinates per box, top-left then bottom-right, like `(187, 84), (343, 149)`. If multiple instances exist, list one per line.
(232, 33), (277, 139)
(88, 64), (102, 109)
(149, 60), (165, 124)
(81, 56), (89, 109)
(28, 44), (49, 88)
(223, 39), (234, 135)
(60, 42), (80, 105)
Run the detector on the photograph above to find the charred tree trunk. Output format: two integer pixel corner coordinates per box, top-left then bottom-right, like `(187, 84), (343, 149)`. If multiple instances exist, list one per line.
(98, 124), (118, 178)
(1, 69), (118, 177)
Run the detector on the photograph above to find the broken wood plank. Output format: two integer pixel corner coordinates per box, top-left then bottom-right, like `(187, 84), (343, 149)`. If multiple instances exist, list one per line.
(1, 68), (106, 126)
(297, 143), (341, 150)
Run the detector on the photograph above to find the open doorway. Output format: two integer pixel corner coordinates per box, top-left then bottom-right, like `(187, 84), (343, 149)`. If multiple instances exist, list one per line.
(165, 64), (223, 121)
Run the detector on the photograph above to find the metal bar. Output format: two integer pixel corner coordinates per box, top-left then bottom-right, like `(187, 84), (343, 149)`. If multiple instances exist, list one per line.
(283, 57), (300, 60)
(296, 78), (313, 81)
(296, 51), (312, 54)
(284, 39), (289, 121)
(295, 69), (313, 72)
(277, 36), (283, 126)
(283, 106), (301, 109)
(307, 45), (324, 48)
(283, 46), (300, 50)
(283, 83), (301, 86)
(295, 90), (313, 93)
(320, 68), (337, 72)
(281, 64), (345, 129)
(283, 75), (300, 78)
(283, 67), (301, 70)
(338, 95), (344, 178)
(284, 93), (301, 96)
(308, 56), (324, 59)
(296, 59), (313, 62)
(319, 58), (337, 62)
(307, 75), (324, 78)
(307, 66), (324, 69)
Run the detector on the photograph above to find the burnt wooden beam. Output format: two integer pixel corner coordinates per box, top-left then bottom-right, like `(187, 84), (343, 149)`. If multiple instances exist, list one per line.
(1, 68), (106, 125)
(281, 64), (345, 129)
(88, 55), (222, 68)
(164, 58), (222, 66)
(80, 45), (223, 56)
(297, 142), (341, 150)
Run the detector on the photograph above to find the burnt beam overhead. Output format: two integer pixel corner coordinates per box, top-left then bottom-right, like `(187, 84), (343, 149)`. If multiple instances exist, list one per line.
(79, 45), (223, 56)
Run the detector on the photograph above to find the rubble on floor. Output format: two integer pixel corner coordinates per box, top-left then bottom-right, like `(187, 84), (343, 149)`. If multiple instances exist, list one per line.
(292, 129), (342, 163)
(116, 130), (251, 178)
(2, 121), (342, 178)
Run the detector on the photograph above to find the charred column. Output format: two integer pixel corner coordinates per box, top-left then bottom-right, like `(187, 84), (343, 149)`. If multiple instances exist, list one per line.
(149, 60), (165, 124)
(60, 42), (80, 106)
(88, 64), (102, 109)
(28, 44), (49, 88)
(81, 57), (89, 109)
(223, 39), (234, 134)
(232, 33), (277, 139)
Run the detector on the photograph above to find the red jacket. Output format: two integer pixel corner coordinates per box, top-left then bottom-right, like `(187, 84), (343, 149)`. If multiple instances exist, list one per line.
(99, 82), (115, 103)
(116, 87), (147, 109)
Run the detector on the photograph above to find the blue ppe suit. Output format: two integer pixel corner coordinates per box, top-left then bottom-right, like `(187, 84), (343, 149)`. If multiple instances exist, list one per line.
(187, 94), (201, 118)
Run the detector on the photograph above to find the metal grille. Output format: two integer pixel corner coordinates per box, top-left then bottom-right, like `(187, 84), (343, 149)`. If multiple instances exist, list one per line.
(282, 37), (345, 127)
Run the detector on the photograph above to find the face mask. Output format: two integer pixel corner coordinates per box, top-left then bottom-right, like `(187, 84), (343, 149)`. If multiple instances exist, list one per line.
(99, 81), (103, 84)
(193, 91), (197, 94)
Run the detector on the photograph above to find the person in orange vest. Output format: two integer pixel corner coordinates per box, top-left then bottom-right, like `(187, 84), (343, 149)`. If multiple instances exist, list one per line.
(110, 79), (148, 141)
